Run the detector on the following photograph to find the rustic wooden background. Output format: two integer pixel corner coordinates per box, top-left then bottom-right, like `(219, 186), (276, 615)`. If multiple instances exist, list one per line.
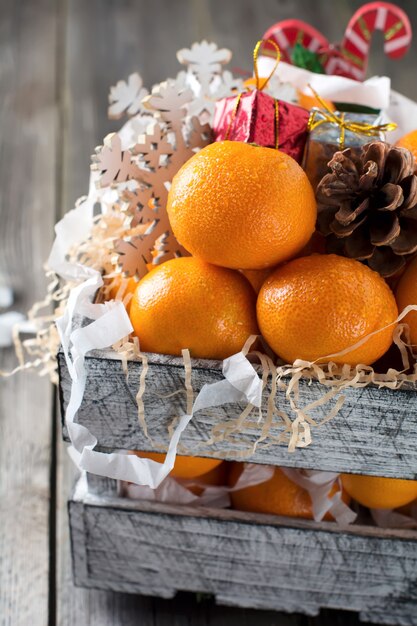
(1, 1), (417, 624)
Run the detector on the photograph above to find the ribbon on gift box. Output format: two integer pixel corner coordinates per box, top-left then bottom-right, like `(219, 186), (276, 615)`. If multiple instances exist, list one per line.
(307, 85), (397, 149)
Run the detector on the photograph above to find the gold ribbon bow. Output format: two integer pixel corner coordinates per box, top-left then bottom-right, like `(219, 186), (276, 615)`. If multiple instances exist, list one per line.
(225, 39), (281, 149)
(307, 86), (397, 150)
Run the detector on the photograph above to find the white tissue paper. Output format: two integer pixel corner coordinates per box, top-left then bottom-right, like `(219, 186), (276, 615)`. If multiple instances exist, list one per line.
(123, 462), (275, 508)
(371, 504), (417, 529)
(123, 462), (356, 526)
(257, 57), (391, 110)
(281, 468), (357, 524)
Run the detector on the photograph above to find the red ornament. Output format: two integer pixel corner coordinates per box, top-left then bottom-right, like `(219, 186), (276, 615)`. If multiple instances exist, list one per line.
(263, 1), (412, 81)
(213, 91), (310, 164)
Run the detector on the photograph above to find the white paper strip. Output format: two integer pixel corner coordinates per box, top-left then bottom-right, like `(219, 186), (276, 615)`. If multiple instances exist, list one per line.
(281, 468), (357, 524)
(257, 57), (391, 109)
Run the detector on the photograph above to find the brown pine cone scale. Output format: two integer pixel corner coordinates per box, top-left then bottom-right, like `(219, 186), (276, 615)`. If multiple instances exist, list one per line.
(316, 141), (417, 277)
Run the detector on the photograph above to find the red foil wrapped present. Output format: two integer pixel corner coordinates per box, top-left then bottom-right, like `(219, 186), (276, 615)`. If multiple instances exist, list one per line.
(213, 90), (310, 164)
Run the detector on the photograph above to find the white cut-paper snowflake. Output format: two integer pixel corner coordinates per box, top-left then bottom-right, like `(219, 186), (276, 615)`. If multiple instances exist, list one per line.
(177, 40), (232, 87)
(263, 74), (298, 104)
(91, 133), (141, 188)
(177, 40), (244, 121)
(94, 41), (240, 277)
(108, 73), (149, 119)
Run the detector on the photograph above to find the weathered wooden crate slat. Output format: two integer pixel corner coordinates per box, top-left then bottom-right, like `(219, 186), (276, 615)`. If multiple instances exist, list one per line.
(70, 476), (417, 626)
(58, 349), (417, 479)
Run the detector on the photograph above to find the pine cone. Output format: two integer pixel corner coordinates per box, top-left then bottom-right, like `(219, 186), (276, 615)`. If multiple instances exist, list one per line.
(316, 141), (417, 277)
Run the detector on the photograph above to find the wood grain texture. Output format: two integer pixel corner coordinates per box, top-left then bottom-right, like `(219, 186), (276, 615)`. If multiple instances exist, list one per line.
(0, 1), (57, 624)
(59, 349), (417, 479)
(57, 422), (157, 625)
(70, 477), (417, 626)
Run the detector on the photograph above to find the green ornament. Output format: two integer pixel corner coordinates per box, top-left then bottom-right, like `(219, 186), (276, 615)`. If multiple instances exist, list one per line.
(291, 43), (325, 74)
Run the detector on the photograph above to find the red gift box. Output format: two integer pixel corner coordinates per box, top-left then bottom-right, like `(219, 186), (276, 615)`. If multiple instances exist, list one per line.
(212, 90), (310, 164)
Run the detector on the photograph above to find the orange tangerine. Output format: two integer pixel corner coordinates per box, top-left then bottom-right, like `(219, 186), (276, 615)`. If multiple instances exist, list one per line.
(396, 129), (417, 168)
(132, 451), (223, 480)
(129, 257), (258, 360)
(257, 254), (398, 365)
(167, 141), (317, 270)
(341, 474), (417, 510)
(396, 256), (417, 346)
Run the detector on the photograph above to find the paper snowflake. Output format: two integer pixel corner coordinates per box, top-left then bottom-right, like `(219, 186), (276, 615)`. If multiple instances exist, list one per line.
(91, 133), (140, 188)
(108, 73), (149, 119)
(93, 41), (239, 278)
(178, 40), (243, 120)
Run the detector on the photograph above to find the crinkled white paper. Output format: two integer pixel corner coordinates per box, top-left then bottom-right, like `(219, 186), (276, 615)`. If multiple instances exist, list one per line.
(257, 57), (391, 110)
(386, 89), (417, 143)
(123, 462), (274, 508)
(281, 468), (357, 524)
(371, 505), (417, 529)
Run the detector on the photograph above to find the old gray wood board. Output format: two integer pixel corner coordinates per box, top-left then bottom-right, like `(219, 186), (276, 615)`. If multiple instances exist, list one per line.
(59, 349), (417, 479)
(0, 0), (57, 624)
(70, 476), (417, 626)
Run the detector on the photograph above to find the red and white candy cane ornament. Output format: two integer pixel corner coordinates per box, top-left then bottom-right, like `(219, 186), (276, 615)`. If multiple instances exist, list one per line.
(262, 19), (329, 64)
(339, 2), (412, 80)
(262, 1), (412, 81)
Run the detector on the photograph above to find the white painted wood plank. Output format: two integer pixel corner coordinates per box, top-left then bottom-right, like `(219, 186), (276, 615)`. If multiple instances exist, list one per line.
(69, 477), (417, 625)
(59, 350), (417, 479)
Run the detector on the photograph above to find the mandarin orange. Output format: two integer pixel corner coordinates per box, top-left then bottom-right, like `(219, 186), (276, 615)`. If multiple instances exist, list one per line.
(129, 257), (258, 359)
(257, 254), (398, 365)
(167, 141), (317, 270)
(229, 464), (347, 521)
(132, 451), (223, 480)
(396, 129), (417, 168)
(340, 474), (417, 510)
(240, 268), (274, 294)
(297, 89), (336, 112)
(396, 256), (417, 345)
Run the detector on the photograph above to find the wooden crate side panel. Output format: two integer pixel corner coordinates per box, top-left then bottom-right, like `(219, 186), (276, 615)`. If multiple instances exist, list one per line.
(59, 352), (417, 479)
(68, 497), (417, 624)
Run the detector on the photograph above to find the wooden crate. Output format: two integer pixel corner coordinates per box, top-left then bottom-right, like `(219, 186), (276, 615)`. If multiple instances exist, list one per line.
(60, 345), (417, 625)
(71, 475), (417, 626)
(58, 348), (417, 478)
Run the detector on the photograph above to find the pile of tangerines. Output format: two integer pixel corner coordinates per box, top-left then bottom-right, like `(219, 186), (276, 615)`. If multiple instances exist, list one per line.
(108, 136), (417, 520)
